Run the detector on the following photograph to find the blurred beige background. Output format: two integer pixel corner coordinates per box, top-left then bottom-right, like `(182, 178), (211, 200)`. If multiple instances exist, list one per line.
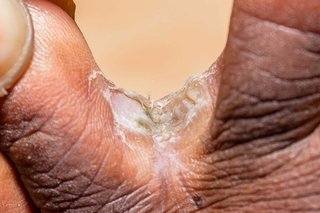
(75, 0), (232, 99)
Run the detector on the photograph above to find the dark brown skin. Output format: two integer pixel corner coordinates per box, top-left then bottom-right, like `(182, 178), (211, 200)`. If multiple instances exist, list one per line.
(1, 0), (320, 212)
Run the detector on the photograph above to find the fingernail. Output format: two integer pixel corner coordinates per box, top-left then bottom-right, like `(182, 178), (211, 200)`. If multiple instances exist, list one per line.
(0, 0), (33, 97)
(52, 0), (76, 19)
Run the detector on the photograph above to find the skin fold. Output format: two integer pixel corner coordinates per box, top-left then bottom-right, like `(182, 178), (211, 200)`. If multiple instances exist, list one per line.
(0, 0), (319, 212)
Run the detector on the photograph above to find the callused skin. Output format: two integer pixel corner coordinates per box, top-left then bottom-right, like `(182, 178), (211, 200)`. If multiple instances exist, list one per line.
(0, 0), (320, 212)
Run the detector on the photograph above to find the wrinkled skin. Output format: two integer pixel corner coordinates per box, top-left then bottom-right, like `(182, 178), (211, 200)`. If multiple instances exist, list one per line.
(1, 0), (320, 212)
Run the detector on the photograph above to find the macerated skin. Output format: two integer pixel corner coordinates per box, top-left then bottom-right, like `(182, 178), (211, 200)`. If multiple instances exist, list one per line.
(0, 0), (320, 212)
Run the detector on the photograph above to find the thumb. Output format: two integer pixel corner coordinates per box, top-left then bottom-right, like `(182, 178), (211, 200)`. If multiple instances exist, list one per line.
(214, 0), (320, 146)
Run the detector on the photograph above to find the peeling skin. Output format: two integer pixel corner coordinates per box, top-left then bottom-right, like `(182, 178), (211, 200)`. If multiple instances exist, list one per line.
(110, 92), (154, 134)
(99, 67), (217, 145)
(87, 66), (218, 209)
(85, 65), (218, 208)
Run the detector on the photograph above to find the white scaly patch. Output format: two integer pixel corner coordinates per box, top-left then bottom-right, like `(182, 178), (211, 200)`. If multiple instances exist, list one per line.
(100, 67), (217, 146)
(110, 92), (154, 135)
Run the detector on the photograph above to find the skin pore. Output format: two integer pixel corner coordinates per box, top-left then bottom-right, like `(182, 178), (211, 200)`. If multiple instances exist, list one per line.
(0, 0), (320, 212)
